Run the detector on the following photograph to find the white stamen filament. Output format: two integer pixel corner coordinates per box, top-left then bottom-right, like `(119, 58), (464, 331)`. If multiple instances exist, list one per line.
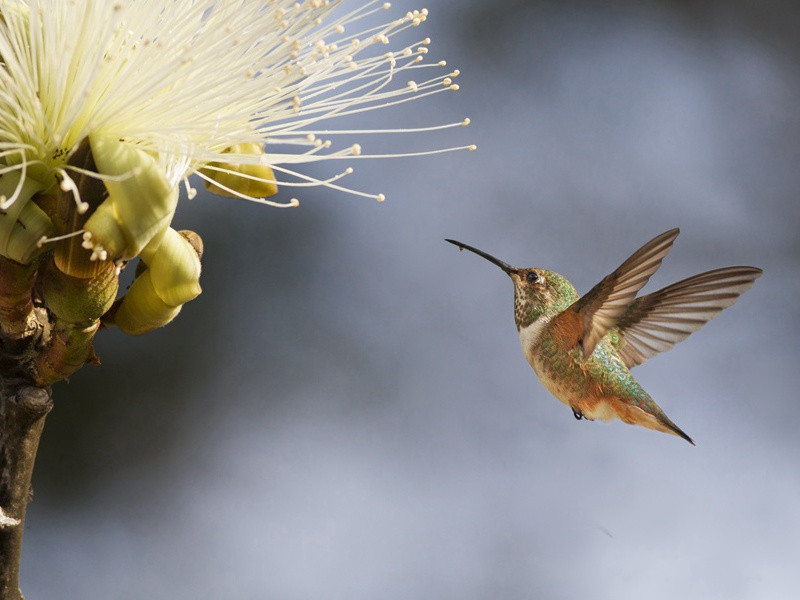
(56, 169), (90, 213)
(37, 229), (86, 247)
(0, 0), (471, 209)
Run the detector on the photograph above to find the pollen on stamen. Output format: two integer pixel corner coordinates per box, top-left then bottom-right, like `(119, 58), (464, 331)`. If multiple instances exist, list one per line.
(351, 144), (362, 155)
(376, 194), (386, 203)
(83, 236), (107, 261)
(407, 81), (418, 92)
(410, 10), (427, 26)
(184, 178), (197, 200)
(91, 247), (108, 262)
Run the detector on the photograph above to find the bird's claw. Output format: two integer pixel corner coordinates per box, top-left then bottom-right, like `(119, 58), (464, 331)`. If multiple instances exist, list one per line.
(572, 408), (584, 420)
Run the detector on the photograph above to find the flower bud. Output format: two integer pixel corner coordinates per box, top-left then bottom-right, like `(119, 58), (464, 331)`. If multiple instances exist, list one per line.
(112, 227), (202, 335)
(0, 170), (54, 264)
(201, 142), (278, 198)
(111, 269), (183, 335)
(84, 134), (178, 260)
(39, 259), (119, 324)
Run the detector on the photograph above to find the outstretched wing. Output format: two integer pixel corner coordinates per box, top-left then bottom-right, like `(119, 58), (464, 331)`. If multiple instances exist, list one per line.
(615, 266), (762, 368)
(571, 228), (680, 358)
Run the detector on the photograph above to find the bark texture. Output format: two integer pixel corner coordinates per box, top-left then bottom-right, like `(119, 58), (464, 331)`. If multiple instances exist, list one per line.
(0, 385), (51, 600)
(0, 253), (86, 599)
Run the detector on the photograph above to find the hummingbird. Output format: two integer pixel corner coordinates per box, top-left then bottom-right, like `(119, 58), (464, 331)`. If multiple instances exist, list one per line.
(446, 229), (762, 444)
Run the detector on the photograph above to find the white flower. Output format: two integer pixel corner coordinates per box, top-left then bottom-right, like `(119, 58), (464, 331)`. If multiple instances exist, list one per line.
(0, 0), (472, 212)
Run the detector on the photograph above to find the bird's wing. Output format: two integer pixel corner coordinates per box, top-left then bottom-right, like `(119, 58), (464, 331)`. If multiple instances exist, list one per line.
(570, 228), (680, 358)
(615, 266), (762, 368)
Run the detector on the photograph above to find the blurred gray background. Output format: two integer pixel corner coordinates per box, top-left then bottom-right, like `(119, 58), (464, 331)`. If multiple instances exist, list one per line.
(22, 1), (800, 598)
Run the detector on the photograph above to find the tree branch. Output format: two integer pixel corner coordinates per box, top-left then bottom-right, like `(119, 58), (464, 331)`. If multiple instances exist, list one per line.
(0, 384), (52, 600)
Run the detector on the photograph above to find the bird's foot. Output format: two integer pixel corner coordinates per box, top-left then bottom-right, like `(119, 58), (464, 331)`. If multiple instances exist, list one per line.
(572, 408), (584, 420)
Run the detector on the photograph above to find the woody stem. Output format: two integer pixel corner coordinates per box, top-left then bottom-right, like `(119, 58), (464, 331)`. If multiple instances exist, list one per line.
(0, 383), (52, 600)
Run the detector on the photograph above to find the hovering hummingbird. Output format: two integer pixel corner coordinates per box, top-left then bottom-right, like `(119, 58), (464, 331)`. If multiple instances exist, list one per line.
(446, 229), (761, 444)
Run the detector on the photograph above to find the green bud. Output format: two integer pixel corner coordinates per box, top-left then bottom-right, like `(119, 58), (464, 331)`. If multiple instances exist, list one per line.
(201, 142), (278, 198)
(40, 259), (119, 324)
(112, 227), (202, 335)
(112, 270), (182, 335)
(85, 134), (178, 260)
(147, 227), (202, 306)
(0, 170), (54, 264)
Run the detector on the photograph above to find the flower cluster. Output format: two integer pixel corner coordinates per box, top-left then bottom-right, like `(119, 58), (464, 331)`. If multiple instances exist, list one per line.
(0, 0), (470, 383)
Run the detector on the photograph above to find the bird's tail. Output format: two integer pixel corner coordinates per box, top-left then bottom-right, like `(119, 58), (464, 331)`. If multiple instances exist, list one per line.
(608, 395), (695, 445)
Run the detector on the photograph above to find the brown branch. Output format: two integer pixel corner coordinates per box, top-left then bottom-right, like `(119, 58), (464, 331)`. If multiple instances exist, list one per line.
(0, 384), (52, 600)
(0, 140), (115, 598)
(32, 322), (100, 387)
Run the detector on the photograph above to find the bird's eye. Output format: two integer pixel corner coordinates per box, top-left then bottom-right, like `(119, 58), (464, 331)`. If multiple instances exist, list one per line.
(526, 272), (539, 283)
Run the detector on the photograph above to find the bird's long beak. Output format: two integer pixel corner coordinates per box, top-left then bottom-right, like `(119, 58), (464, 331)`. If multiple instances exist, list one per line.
(445, 239), (517, 275)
